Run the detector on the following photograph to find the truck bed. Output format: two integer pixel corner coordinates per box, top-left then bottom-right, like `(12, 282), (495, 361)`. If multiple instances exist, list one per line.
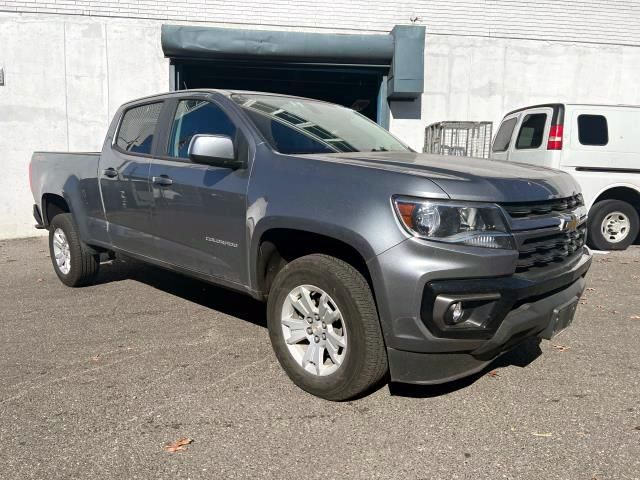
(30, 151), (106, 242)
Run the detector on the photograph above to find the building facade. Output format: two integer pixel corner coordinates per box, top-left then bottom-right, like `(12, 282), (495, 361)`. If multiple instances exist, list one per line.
(2, 0), (640, 238)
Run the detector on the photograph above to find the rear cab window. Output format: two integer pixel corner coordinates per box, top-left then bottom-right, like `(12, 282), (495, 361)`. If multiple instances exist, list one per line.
(578, 114), (608, 146)
(115, 102), (163, 155)
(516, 113), (547, 149)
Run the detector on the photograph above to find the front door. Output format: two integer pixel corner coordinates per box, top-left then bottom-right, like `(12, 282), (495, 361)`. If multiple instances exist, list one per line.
(148, 96), (250, 284)
(100, 101), (163, 254)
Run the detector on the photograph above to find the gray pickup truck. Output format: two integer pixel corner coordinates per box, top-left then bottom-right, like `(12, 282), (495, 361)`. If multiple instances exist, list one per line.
(30, 90), (592, 400)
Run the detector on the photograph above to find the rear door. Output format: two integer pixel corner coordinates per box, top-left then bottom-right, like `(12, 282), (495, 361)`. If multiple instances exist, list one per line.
(100, 101), (163, 254)
(508, 106), (554, 167)
(490, 112), (520, 161)
(147, 94), (251, 283)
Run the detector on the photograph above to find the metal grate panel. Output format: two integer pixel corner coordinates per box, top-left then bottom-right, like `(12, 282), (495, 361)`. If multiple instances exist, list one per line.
(424, 121), (493, 159)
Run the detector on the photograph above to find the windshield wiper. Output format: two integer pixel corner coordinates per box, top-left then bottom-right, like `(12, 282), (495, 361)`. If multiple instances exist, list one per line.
(371, 146), (389, 152)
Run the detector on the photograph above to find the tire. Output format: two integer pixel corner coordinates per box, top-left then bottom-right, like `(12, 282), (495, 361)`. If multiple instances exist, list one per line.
(587, 199), (639, 251)
(48, 213), (99, 287)
(267, 254), (387, 401)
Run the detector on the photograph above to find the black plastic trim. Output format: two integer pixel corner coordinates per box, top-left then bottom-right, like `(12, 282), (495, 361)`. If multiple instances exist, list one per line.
(33, 204), (45, 229)
(575, 166), (640, 174)
(420, 251), (591, 340)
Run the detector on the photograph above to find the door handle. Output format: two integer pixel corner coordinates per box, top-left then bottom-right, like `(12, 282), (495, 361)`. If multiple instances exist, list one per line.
(152, 175), (173, 186)
(102, 167), (118, 178)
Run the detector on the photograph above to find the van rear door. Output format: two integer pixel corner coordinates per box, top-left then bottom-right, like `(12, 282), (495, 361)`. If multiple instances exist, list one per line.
(508, 106), (555, 167)
(491, 112), (520, 161)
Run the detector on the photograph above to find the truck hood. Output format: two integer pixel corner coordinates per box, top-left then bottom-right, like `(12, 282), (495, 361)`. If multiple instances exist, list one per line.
(310, 151), (579, 202)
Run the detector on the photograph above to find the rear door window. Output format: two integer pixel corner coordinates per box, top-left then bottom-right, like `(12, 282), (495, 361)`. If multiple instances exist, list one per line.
(492, 117), (518, 152)
(115, 102), (163, 155)
(515, 113), (547, 149)
(578, 114), (608, 146)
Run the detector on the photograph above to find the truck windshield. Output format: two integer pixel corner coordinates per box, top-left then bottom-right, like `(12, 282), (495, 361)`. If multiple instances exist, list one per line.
(231, 93), (411, 155)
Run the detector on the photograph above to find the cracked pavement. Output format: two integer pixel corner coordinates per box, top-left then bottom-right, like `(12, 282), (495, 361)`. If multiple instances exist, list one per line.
(1, 237), (638, 479)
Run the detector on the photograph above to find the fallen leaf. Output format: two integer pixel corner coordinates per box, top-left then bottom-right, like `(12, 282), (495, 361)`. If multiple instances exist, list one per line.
(532, 432), (553, 437)
(630, 315), (640, 320)
(164, 437), (193, 453)
(586, 287), (596, 292)
(487, 370), (499, 378)
(612, 310), (619, 314)
(36, 278), (43, 283)
(553, 344), (571, 352)
(90, 354), (101, 362)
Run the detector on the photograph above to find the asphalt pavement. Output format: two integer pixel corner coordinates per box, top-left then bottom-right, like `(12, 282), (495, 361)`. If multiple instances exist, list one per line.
(0, 237), (638, 479)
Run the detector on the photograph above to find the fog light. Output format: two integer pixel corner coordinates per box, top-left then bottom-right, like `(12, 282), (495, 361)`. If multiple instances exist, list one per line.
(448, 301), (464, 324)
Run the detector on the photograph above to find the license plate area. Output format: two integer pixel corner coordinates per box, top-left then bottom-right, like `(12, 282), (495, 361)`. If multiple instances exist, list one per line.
(541, 297), (579, 340)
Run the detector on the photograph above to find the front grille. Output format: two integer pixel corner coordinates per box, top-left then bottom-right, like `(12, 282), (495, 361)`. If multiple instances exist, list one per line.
(502, 194), (584, 218)
(516, 223), (587, 271)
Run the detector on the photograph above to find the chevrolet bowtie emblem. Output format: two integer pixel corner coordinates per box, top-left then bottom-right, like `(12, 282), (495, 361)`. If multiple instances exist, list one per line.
(559, 213), (579, 232)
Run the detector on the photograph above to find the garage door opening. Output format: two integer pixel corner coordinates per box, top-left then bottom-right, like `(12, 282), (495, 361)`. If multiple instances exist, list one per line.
(162, 24), (425, 129)
(174, 60), (387, 122)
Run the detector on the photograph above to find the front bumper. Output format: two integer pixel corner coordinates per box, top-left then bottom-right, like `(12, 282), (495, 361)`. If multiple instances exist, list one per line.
(368, 237), (592, 385)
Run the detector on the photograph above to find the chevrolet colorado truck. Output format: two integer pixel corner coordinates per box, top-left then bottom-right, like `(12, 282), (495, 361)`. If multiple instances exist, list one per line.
(30, 90), (592, 400)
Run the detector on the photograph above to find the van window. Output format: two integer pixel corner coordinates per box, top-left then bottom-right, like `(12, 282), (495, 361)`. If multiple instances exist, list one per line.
(168, 99), (237, 159)
(516, 113), (547, 149)
(492, 117), (518, 152)
(115, 102), (163, 155)
(578, 114), (608, 146)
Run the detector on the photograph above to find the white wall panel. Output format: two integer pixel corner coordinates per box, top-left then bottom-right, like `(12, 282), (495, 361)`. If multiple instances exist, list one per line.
(3, 0), (640, 46)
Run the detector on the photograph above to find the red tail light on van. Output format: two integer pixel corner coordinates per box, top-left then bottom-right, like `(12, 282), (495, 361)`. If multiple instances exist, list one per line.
(547, 125), (563, 150)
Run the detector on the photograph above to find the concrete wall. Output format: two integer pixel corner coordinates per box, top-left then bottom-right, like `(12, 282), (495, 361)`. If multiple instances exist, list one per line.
(0, 13), (167, 239)
(4, 0), (640, 46)
(2, 8), (640, 239)
(390, 34), (640, 150)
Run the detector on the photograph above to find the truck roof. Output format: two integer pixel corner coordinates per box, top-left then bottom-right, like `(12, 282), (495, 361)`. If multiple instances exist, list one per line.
(121, 89), (333, 107)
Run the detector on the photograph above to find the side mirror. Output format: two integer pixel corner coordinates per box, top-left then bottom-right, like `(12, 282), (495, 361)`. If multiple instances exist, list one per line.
(188, 134), (244, 169)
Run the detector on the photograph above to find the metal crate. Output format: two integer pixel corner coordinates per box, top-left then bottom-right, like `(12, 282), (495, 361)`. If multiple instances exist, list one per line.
(424, 121), (493, 159)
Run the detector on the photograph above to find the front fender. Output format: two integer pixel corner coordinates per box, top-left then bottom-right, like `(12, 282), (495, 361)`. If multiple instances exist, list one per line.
(248, 215), (383, 292)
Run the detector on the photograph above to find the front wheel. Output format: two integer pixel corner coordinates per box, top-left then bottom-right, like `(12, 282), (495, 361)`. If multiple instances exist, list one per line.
(267, 254), (387, 401)
(587, 199), (639, 251)
(48, 213), (100, 287)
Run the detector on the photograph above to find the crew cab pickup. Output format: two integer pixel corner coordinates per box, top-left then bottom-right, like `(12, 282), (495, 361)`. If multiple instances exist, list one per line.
(30, 90), (592, 400)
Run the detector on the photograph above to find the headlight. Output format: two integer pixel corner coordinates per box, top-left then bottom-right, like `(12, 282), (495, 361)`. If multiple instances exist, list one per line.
(393, 196), (515, 249)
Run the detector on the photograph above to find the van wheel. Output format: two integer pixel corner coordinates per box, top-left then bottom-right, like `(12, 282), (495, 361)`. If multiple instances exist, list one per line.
(587, 199), (639, 251)
(266, 254), (387, 401)
(48, 213), (100, 287)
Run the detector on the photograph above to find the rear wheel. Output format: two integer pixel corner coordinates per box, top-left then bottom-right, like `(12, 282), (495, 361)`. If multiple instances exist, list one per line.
(48, 213), (99, 287)
(587, 199), (639, 251)
(267, 254), (387, 401)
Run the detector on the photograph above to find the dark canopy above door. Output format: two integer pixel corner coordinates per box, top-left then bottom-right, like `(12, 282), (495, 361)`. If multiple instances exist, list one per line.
(161, 24), (425, 99)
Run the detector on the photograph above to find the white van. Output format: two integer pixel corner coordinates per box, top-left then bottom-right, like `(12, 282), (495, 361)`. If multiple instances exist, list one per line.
(491, 104), (640, 250)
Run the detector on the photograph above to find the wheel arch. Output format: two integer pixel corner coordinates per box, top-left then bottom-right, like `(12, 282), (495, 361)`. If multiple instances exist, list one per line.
(41, 193), (71, 227)
(589, 184), (640, 213)
(251, 221), (377, 300)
